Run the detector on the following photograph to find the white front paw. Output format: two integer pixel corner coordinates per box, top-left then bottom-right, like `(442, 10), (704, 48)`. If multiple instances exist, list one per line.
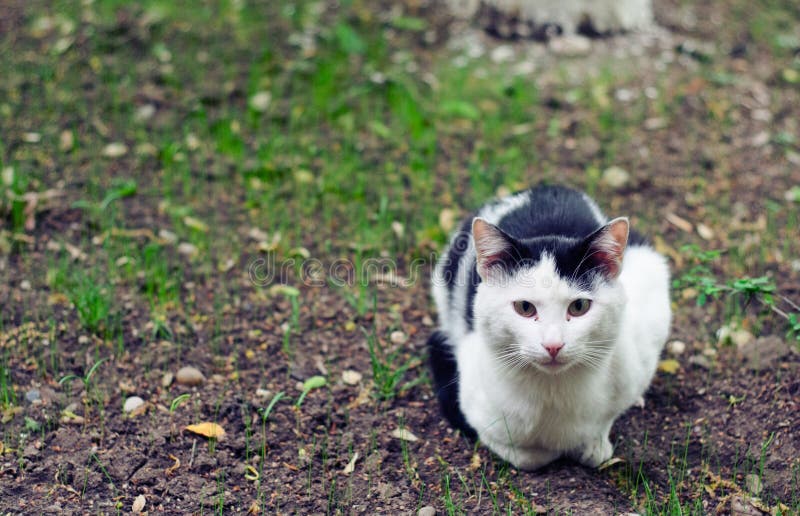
(579, 437), (613, 468)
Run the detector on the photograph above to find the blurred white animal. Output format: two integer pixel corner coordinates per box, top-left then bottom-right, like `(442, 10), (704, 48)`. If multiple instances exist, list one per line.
(447, 0), (653, 35)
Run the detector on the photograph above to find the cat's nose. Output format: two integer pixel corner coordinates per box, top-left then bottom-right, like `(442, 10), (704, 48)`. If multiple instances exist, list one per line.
(542, 342), (564, 359)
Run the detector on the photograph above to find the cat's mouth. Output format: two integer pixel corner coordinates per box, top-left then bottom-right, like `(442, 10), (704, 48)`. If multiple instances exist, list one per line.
(536, 357), (569, 372)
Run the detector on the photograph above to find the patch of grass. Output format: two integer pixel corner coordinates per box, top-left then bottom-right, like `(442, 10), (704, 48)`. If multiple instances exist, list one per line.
(674, 244), (800, 345)
(365, 328), (416, 402)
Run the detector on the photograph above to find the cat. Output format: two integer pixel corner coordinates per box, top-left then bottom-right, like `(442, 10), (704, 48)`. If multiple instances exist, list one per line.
(428, 184), (671, 470)
(445, 0), (653, 38)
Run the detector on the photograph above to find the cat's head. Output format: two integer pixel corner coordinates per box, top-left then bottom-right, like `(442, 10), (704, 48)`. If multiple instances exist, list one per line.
(471, 217), (629, 375)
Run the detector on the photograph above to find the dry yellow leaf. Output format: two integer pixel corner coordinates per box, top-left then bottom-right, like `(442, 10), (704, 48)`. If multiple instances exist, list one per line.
(658, 359), (681, 375)
(185, 422), (226, 439)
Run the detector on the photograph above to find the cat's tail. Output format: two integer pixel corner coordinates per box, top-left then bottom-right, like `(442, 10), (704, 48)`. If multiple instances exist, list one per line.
(427, 331), (477, 440)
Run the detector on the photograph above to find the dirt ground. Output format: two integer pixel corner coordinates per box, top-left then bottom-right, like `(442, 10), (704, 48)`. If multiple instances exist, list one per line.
(1, 0), (800, 514)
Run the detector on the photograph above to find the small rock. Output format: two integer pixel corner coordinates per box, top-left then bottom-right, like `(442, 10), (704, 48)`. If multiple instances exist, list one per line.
(750, 131), (770, 147)
(59, 130), (74, 151)
(490, 45), (514, 63)
(390, 331), (408, 345)
(78, 335), (90, 345)
(123, 396), (145, 413)
(601, 166), (630, 188)
(644, 117), (667, 130)
(132, 494), (146, 514)
(158, 229), (178, 244)
(255, 388), (271, 398)
(739, 335), (792, 370)
(25, 389), (41, 404)
(161, 372), (174, 388)
(549, 35), (591, 57)
(249, 91), (272, 112)
(134, 104), (156, 122)
(666, 340), (686, 356)
(175, 366), (205, 386)
(20, 280), (31, 291)
(391, 221), (404, 239)
(23, 132), (42, 143)
(102, 142), (128, 158)
(730, 495), (761, 516)
(688, 355), (711, 370)
(717, 325), (754, 348)
(745, 473), (763, 495)
(341, 370), (362, 386)
(696, 223), (714, 240)
(418, 506), (436, 516)
(422, 315), (434, 327)
(177, 242), (198, 257)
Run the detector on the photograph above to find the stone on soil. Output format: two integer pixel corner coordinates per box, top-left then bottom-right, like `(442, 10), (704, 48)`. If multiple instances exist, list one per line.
(123, 396), (145, 413)
(745, 473), (763, 495)
(176, 366), (205, 386)
(418, 506), (436, 516)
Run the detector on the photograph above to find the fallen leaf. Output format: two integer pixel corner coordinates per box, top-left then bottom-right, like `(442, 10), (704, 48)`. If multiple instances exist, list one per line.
(302, 375), (327, 391)
(183, 216), (209, 233)
(658, 359), (681, 375)
(597, 456), (626, 470)
(391, 427), (419, 442)
(185, 422), (226, 439)
(244, 465), (259, 481)
(469, 452), (481, 471)
(165, 454), (181, 475)
(665, 212), (693, 233)
(343, 451), (359, 475)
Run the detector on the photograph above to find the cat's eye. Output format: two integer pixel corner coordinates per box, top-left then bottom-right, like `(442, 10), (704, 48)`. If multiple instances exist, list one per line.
(513, 300), (537, 318)
(567, 298), (592, 317)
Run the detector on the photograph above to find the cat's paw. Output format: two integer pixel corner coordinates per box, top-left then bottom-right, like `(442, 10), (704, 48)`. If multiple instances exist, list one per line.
(489, 441), (560, 471)
(578, 436), (613, 468)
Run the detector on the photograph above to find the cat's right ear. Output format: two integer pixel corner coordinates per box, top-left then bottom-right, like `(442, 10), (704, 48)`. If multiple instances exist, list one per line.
(472, 218), (517, 281)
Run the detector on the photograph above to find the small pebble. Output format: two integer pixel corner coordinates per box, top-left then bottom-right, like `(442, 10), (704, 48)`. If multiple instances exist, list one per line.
(390, 331), (408, 345)
(341, 370), (362, 386)
(132, 494), (146, 514)
(175, 366), (205, 386)
(102, 142), (128, 158)
(418, 507), (436, 516)
(601, 166), (631, 188)
(249, 91), (272, 112)
(177, 242), (198, 257)
(123, 396), (145, 413)
(745, 473), (763, 495)
(25, 389), (41, 403)
(666, 340), (686, 356)
(688, 355), (711, 370)
(161, 372), (174, 388)
(255, 388), (271, 398)
(549, 35), (591, 57)
(20, 280), (31, 291)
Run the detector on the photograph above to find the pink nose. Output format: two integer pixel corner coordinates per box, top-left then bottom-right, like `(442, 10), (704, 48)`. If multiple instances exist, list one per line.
(543, 342), (564, 359)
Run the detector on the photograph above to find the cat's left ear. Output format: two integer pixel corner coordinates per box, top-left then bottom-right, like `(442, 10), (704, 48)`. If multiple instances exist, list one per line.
(586, 217), (629, 279)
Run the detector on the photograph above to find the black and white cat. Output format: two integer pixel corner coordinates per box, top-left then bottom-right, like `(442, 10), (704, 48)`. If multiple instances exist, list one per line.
(428, 184), (671, 470)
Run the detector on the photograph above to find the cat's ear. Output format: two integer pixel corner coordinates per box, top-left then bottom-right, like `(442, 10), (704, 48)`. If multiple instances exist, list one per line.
(472, 217), (518, 281)
(586, 217), (629, 279)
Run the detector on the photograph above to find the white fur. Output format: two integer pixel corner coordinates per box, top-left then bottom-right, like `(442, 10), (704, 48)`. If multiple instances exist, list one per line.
(444, 243), (670, 469)
(432, 190), (533, 341)
(447, 0), (653, 34)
